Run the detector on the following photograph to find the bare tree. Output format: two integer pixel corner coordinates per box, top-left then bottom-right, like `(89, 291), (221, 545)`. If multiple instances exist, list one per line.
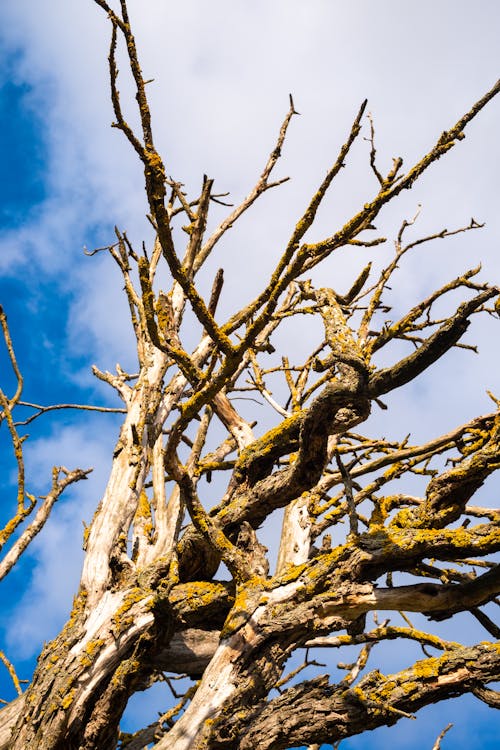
(1, 2), (499, 748)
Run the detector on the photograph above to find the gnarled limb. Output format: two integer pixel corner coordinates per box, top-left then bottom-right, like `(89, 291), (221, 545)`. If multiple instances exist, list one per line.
(236, 643), (500, 750)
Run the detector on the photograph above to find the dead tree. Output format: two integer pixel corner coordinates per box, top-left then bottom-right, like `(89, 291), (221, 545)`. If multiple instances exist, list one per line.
(1, 2), (499, 748)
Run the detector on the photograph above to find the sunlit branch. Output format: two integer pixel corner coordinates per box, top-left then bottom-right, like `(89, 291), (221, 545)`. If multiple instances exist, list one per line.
(0, 467), (91, 581)
(0, 651), (23, 699)
(15, 401), (126, 427)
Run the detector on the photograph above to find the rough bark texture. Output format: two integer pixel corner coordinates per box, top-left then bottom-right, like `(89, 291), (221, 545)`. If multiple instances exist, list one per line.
(0, 4), (499, 749)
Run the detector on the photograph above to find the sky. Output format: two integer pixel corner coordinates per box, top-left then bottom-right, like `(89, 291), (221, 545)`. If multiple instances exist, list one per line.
(0, 1), (499, 747)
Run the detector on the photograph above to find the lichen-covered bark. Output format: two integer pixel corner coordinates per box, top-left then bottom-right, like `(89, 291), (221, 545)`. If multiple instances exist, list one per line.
(234, 643), (500, 750)
(1, 4), (499, 749)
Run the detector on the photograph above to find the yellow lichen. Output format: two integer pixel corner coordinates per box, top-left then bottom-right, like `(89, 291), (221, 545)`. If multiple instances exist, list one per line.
(66, 588), (88, 630)
(61, 689), (75, 709)
(412, 656), (441, 679)
(112, 587), (146, 633)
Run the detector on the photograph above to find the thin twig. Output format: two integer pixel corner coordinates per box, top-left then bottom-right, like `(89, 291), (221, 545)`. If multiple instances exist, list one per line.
(15, 401), (126, 427)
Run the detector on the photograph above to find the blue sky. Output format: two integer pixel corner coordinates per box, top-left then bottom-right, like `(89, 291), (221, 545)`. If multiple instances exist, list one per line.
(0, 75), (46, 225)
(0, 1), (499, 748)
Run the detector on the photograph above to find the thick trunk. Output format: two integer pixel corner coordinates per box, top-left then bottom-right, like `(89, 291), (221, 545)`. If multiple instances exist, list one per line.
(9, 343), (173, 749)
(8, 587), (154, 749)
(5, 579), (232, 749)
